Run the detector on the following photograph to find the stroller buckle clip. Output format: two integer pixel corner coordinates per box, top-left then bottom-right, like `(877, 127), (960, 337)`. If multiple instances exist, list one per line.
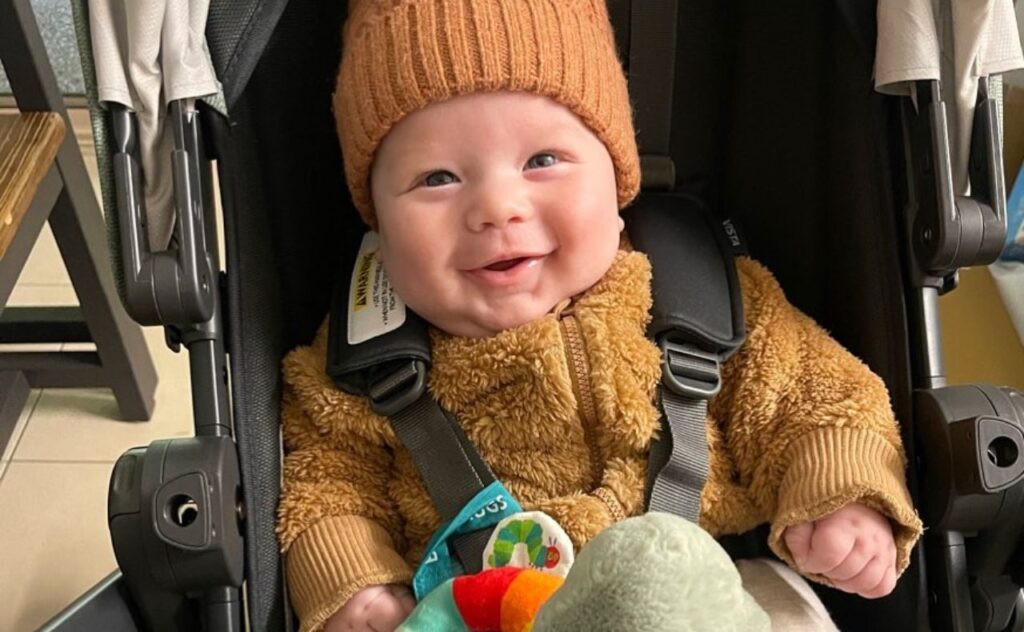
(659, 338), (722, 400)
(369, 359), (428, 416)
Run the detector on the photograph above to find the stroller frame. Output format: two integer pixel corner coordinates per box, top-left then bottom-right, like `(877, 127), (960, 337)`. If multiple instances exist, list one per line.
(40, 1), (1024, 631)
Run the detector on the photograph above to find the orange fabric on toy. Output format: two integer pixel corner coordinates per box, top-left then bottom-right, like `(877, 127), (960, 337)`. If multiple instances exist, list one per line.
(445, 566), (565, 632)
(500, 570), (564, 632)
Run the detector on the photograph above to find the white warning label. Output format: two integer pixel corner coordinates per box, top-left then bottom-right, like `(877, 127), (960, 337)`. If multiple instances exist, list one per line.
(347, 232), (407, 345)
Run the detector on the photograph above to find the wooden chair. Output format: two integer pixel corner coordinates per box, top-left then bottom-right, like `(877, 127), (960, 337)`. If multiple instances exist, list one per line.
(0, 0), (157, 455)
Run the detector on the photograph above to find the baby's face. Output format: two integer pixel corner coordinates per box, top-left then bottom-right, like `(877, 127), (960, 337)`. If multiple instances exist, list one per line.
(370, 92), (623, 337)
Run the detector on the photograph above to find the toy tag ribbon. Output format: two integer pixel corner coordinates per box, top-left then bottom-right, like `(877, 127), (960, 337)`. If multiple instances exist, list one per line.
(413, 481), (522, 600)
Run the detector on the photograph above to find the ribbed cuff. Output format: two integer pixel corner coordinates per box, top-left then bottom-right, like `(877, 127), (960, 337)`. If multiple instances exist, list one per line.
(768, 427), (924, 581)
(286, 515), (414, 632)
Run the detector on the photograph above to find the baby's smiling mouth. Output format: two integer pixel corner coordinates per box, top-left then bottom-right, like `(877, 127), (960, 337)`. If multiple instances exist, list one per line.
(484, 256), (531, 271)
(464, 253), (548, 286)
(468, 250), (550, 272)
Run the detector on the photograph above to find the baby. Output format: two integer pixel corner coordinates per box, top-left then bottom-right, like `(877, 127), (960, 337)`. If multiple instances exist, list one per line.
(276, 1), (924, 631)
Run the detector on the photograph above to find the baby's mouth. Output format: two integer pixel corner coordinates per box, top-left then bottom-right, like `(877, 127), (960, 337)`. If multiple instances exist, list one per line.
(484, 257), (530, 271)
(465, 253), (546, 286)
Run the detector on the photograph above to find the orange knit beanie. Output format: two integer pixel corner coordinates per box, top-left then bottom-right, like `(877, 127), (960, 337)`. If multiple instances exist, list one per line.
(335, 0), (641, 226)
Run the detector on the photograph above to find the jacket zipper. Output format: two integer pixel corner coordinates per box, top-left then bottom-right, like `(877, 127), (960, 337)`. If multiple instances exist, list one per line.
(557, 305), (604, 490)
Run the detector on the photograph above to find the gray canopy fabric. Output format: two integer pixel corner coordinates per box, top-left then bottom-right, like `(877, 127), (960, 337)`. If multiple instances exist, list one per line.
(875, 0), (1023, 194)
(88, 0), (221, 251)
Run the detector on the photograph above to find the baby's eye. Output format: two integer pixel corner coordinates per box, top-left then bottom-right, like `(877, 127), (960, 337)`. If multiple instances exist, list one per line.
(525, 153), (558, 170)
(423, 170), (458, 187)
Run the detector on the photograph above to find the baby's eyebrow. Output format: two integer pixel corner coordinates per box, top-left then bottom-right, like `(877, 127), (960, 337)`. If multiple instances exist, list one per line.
(393, 139), (450, 164)
(531, 123), (586, 146)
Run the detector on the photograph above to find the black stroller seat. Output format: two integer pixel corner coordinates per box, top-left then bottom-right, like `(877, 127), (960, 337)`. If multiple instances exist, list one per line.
(46, 1), (1024, 631)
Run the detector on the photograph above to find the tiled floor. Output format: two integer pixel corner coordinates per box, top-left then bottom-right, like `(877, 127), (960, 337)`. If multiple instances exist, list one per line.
(0, 109), (192, 632)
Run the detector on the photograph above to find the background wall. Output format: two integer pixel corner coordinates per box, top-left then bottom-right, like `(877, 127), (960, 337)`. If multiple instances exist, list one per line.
(940, 267), (1024, 389)
(937, 3), (1024, 391)
(0, 0), (84, 96)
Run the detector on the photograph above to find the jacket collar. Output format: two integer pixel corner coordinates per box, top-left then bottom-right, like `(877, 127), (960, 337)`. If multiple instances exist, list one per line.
(427, 249), (655, 418)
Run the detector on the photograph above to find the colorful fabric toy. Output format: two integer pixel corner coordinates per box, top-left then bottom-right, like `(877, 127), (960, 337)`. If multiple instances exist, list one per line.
(400, 512), (770, 632)
(413, 483), (523, 600)
(483, 511), (574, 578)
(398, 566), (563, 632)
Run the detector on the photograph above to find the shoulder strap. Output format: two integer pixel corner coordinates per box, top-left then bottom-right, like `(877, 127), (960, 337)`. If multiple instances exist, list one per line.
(624, 192), (746, 521)
(326, 246), (493, 573)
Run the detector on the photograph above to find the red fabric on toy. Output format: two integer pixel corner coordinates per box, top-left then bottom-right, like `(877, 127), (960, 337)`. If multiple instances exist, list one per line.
(452, 566), (524, 631)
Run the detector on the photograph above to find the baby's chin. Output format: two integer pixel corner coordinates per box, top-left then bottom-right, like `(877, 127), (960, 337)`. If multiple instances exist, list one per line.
(433, 298), (564, 338)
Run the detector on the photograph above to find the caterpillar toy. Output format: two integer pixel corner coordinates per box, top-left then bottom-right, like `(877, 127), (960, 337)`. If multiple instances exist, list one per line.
(398, 513), (771, 632)
(487, 519), (562, 570)
(402, 511), (575, 631)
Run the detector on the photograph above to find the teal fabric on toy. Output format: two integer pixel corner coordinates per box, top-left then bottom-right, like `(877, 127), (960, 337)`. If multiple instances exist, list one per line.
(413, 481), (523, 599)
(398, 579), (462, 631)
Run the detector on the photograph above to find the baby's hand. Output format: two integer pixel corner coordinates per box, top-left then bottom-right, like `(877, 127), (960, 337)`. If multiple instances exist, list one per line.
(325, 584), (415, 632)
(783, 502), (897, 599)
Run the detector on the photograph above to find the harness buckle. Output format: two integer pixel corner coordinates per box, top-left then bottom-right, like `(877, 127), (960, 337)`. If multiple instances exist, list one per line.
(368, 360), (427, 416)
(659, 338), (721, 399)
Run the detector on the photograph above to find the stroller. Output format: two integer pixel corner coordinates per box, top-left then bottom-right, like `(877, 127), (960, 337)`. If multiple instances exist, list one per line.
(37, 0), (1024, 630)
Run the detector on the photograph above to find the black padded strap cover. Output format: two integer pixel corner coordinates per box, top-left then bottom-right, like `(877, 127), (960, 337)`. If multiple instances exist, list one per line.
(629, 192), (745, 520)
(325, 247), (432, 396)
(624, 192), (746, 357)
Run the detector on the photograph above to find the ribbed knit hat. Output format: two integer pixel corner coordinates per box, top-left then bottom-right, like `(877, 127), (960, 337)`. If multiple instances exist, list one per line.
(335, 0), (641, 226)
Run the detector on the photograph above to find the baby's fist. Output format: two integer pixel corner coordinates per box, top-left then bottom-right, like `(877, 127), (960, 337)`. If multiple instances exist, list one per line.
(783, 503), (897, 599)
(325, 584), (415, 632)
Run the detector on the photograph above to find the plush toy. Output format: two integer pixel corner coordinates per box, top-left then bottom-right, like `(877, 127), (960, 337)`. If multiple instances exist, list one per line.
(400, 511), (573, 631)
(400, 512), (770, 632)
(398, 566), (563, 632)
(533, 512), (770, 631)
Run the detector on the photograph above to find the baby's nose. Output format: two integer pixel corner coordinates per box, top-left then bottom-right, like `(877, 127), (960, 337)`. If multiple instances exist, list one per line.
(466, 185), (533, 231)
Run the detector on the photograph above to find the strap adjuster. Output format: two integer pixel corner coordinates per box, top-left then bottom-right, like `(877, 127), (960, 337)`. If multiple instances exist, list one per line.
(368, 360), (427, 416)
(659, 339), (722, 399)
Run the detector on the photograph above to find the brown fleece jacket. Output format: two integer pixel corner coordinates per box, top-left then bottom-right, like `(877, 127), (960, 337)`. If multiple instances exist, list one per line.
(276, 251), (923, 632)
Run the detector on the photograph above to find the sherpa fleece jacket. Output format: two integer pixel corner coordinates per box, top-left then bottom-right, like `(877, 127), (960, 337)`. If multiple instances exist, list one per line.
(276, 250), (923, 632)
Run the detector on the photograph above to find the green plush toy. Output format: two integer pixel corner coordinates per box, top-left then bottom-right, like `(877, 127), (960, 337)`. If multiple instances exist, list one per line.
(400, 512), (770, 631)
(533, 512), (770, 631)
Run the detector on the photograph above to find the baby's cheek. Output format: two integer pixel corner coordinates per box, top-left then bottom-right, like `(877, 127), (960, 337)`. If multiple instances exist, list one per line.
(564, 221), (620, 284)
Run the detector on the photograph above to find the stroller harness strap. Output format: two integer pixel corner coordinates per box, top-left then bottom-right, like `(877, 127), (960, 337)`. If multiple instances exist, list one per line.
(328, 193), (745, 568)
(368, 360), (496, 574)
(623, 193), (746, 520)
(647, 347), (717, 521)
(327, 253), (498, 573)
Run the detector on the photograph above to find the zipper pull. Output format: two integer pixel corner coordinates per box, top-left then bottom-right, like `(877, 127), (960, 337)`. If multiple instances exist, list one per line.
(553, 298), (573, 319)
